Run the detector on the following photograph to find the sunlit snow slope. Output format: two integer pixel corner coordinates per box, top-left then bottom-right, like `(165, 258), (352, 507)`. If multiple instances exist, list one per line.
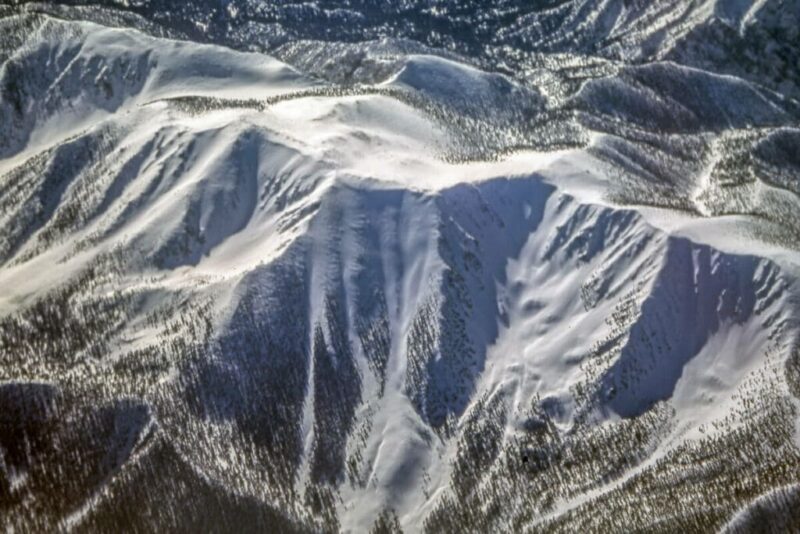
(2, 5), (800, 533)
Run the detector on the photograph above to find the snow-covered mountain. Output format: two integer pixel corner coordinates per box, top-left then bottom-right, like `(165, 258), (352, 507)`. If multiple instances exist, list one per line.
(1, 4), (800, 532)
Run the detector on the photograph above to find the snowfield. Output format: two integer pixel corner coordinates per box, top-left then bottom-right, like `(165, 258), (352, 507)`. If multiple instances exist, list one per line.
(1, 5), (800, 533)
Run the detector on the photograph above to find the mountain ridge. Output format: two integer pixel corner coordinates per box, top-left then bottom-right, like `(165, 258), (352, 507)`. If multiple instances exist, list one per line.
(2, 7), (800, 532)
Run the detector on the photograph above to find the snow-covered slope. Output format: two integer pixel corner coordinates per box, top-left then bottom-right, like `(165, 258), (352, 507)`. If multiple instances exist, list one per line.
(1, 9), (800, 533)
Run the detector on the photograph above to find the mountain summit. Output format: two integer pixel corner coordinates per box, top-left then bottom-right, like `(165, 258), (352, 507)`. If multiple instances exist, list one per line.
(1, 3), (800, 532)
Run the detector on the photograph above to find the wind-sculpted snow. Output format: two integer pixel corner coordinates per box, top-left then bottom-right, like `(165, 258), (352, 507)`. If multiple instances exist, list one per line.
(1, 4), (800, 533)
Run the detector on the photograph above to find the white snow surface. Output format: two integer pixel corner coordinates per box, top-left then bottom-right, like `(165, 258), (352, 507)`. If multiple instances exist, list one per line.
(2, 15), (800, 533)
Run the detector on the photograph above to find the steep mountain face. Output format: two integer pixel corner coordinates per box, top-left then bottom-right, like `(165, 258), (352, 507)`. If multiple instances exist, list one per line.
(1, 4), (800, 533)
